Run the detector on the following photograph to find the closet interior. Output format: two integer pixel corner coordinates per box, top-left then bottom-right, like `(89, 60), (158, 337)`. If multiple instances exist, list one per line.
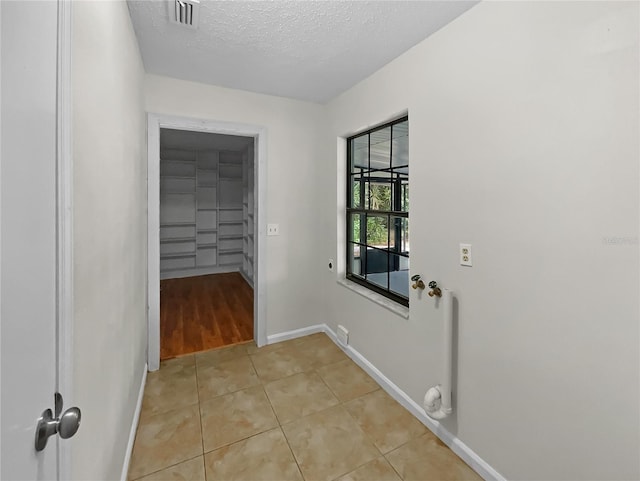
(158, 128), (256, 359)
(159, 128), (255, 284)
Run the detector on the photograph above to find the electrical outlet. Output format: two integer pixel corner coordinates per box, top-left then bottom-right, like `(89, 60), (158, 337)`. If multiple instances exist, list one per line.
(460, 243), (472, 267)
(267, 224), (280, 236)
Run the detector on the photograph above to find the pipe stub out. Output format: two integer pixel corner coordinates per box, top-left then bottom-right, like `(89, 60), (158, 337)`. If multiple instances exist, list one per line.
(424, 385), (448, 420)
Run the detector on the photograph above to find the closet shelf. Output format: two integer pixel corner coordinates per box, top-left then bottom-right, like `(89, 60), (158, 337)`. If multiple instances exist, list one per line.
(161, 266), (197, 274)
(197, 243), (217, 249)
(160, 222), (196, 227)
(219, 234), (243, 240)
(218, 206), (243, 211)
(161, 159), (196, 164)
(197, 208), (217, 211)
(163, 175), (196, 180)
(219, 220), (243, 225)
(160, 237), (195, 243)
(160, 252), (196, 259)
(219, 248), (243, 254)
(197, 228), (218, 233)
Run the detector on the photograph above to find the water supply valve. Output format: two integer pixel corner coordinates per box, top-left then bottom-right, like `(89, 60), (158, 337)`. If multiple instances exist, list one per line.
(411, 274), (425, 290)
(428, 281), (442, 298)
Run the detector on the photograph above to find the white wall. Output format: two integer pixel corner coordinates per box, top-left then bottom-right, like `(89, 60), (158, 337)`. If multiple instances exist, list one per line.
(145, 75), (326, 336)
(321, 2), (639, 480)
(72, 2), (147, 479)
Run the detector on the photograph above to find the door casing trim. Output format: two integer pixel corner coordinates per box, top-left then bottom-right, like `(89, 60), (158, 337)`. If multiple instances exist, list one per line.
(146, 114), (267, 371)
(56, 1), (74, 479)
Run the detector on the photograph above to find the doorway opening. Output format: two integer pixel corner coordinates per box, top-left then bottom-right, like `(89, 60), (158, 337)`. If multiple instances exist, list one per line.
(147, 115), (267, 371)
(159, 129), (255, 359)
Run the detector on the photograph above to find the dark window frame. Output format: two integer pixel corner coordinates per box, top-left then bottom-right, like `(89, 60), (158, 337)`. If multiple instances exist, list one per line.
(346, 116), (409, 307)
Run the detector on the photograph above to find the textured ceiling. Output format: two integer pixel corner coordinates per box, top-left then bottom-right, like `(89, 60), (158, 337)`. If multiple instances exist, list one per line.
(161, 128), (253, 151)
(127, 0), (477, 103)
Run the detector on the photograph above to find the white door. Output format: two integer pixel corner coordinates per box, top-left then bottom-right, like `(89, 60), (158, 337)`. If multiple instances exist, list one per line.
(1, 2), (67, 479)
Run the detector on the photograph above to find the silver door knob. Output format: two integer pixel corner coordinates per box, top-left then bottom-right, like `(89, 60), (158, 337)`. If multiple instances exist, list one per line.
(34, 394), (81, 452)
(58, 407), (81, 439)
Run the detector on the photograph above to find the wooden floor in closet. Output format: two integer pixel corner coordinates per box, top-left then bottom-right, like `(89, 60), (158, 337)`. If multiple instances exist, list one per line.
(160, 272), (253, 360)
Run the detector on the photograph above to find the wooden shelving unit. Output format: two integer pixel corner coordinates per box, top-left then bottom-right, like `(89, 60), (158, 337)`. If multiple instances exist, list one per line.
(160, 148), (248, 279)
(242, 144), (254, 285)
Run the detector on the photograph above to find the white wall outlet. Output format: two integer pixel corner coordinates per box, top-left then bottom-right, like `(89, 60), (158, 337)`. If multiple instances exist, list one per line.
(460, 243), (472, 266)
(328, 259), (334, 271)
(267, 224), (280, 236)
(337, 325), (349, 347)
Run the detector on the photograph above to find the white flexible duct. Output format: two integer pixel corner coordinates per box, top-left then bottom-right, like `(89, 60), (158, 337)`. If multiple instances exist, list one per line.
(424, 288), (454, 420)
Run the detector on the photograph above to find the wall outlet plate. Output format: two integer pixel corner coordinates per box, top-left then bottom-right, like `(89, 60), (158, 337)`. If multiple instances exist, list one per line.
(267, 224), (280, 236)
(460, 243), (472, 267)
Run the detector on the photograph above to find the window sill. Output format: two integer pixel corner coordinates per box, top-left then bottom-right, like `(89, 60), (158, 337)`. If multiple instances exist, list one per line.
(337, 278), (410, 319)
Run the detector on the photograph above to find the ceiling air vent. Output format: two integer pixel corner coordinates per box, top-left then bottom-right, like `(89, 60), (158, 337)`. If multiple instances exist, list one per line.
(170, 0), (200, 29)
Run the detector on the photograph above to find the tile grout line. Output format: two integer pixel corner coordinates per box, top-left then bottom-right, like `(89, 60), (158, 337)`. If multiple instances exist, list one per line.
(268, 368), (310, 481)
(383, 450), (407, 481)
(277, 420), (308, 481)
(202, 425), (281, 456)
(314, 363), (349, 404)
(322, 367), (420, 481)
(198, 353), (280, 456)
(131, 356), (204, 480)
(310, 354), (410, 480)
(250, 341), (329, 481)
(130, 453), (205, 481)
(263, 353), (381, 481)
(193, 355), (207, 475)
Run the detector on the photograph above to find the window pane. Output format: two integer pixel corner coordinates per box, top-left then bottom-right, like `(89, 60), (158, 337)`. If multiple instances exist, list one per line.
(349, 213), (364, 243)
(366, 248), (389, 290)
(390, 216), (409, 253)
(350, 175), (362, 208)
(349, 242), (364, 277)
(366, 214), (389, 248)
(401, 182), (409, 212)
(389, 253), (409, 298)
(351, 135), (368, 170)
(370, 127), (391, 170)
(369, 182), (392, 211)
(392, 120), (408, 168)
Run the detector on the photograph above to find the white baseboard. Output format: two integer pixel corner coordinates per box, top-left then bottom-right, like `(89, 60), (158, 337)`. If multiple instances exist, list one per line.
(121, 363), (147, 481)
(269, 324), (506, 481)
(266, 324), (326, 345)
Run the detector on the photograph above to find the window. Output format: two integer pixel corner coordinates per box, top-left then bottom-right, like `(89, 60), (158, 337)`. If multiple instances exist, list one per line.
(346, 116), (409, 306)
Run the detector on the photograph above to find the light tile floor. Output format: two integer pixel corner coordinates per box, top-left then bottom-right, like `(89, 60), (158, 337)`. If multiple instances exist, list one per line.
(128, 333), (482, 481)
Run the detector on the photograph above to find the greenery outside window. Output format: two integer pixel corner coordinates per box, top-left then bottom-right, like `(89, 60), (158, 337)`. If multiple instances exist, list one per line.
(346, 116), (409, 306)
